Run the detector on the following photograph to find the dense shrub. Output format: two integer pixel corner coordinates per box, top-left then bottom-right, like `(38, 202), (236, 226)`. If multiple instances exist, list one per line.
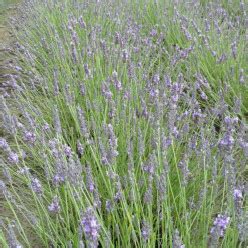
(0, 0), (248, 247)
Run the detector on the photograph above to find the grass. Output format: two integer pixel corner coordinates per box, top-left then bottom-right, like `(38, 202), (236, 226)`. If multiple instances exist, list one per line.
(0, 0), (248, 247)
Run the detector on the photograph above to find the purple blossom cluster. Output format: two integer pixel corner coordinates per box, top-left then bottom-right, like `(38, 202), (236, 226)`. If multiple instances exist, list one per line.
(209, 214), (230, 247)
(48, 196), (60, 214)
(80, 208), (101, 247)
(0, 138), (19, 165)
(211, 214), (230, 238)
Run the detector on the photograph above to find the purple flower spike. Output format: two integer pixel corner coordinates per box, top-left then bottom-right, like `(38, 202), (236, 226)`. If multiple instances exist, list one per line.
(219, 133), (235, 151)
(122, 49), (129, 63)
(43, 122), (50, 131)
(30, 177), (43, 195)
(6, 223), (23, 248)
(24, 131), (36, 144)
(153, 74), (160, 84)
(0, 137), (10, 151)
(81, 208), (101, 247)
(239, 69), (244, 84)
(48, 195), (60, 214)
(231, 41), (237, 59)
(233, 189), (242, 201)
(8, 152), (19, 165)
(172, 229), (185, 248)
(77, 140), (84, 157)
(209, 214), (230, 247)
(85, 165), (95, 193)
(141, 221), (151, 241)
(79, 16), (86, 29)
(150, 28), (157, 37)
(210, 214), (230, 239)
(52, 174), (65, 186)
(84, 64), (91, 78)
(63, 144), (72, 157)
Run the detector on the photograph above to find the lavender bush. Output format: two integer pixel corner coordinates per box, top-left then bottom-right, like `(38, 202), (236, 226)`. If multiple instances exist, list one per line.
(0, 0), (248, 247)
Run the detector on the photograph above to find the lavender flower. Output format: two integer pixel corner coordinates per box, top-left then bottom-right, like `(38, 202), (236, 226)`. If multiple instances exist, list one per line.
(81, 208), (101, 247)
(64, 83), (74, 105)
(200, 91), (208, 100)
(114, 180), (123, 202)
(77, 140), (84, 157)
(237, 210), (248, 242)
(66, 156), (83, 187)
(178, 159), (191, 186)
(77, 106), (90, 139)
(6, 223), (23, 248)
(231, 41), (237, 59)
(217, 53), (227, 64)
(219, 133), (235, 151)
(106, 123), (118, 162)
(30, 177), (43, 195)
(156, 162), (168, 201)
(71, 30), (79, 46)
(18, 166), (30, 175)
(85, 165), (95, 193)
(8, 152), (19, 165)
(52, 174), (65, 186)
(209, 214), (230, 246)
(122, 49), (129, 63)
(48, 196), (60, 214)
(205, 18), (210, 32)
(84, 64), (91, 78)
(172, 229), (185, 248)
(143, 153), (156, 176)
(138, 127), (145, 157)
(239, 69), (244, 84)
(150, 28), (157, 37)
(53, 107), (62, 134)
(141, 221), (151, 241)
(214, 20), (221, 35)
(0, 137), (10, 151)
(234, 188), (242, 200)
(71, 42), (77, 63)
(80, 82), (86, 96)
(239, 139), (248, 157)
(0, 180), (8, 197)
(143, 176), (153, 204)
(105, 200), (113, 213)
(152, 74), (160, 84)
(43, 122), (50, 131)
(101, 82), (113, 100)
(233, 188), (243, 210)
(63, 144), (72, 157)
(181, 25), (192, 40)
(3, 167), (12, 183)
(23, 131), (36, 144)
(112, 71), (122, 91)
(233, 97), (241, 114)
(79, 16), (86, 29)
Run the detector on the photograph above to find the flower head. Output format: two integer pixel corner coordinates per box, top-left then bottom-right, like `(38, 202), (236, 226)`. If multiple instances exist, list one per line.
(8, 152), (19, 165)
(30, 177), (43, 195)
(48, 196), (60, 214)
(210, 214), (230, 238)
(141, 221), (151, 241)
(81, 208), (101, 246)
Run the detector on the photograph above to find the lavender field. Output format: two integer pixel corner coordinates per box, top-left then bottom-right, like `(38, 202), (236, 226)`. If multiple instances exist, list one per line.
(0, 0), (248, 247)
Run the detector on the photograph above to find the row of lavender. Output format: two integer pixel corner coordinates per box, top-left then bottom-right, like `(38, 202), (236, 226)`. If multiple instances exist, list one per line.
(0, 0), (248, 247)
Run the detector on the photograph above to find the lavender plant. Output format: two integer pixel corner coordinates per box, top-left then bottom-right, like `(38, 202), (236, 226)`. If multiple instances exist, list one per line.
(0, 0), (247, 247)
